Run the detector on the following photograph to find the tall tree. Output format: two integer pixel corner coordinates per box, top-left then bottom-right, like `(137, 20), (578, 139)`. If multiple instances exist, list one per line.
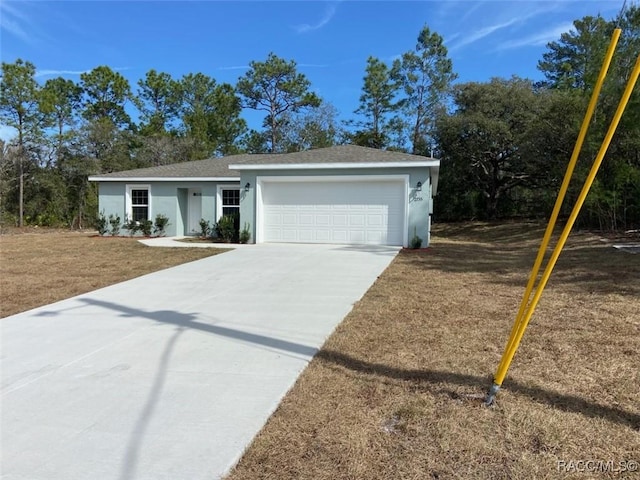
(352, 56), (399, 149)
(80, 66), (131, 126)
(392, 26), (457, 154)
(134, 69), (181, 135)
(236, 52), (321, 153)
(436, 78), (542, 220)
(180, 73), (246, 158)
(240, 129), (269, 154)
(538, 15), (612, 91)
(280, 102), (342, 152)
(538, 6), (640, 229)
(0, 59), (43, 226)
(40, 77), (82, 161)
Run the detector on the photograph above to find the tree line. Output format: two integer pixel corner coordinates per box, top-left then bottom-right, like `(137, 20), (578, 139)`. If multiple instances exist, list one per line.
(1, 6), (638, 230)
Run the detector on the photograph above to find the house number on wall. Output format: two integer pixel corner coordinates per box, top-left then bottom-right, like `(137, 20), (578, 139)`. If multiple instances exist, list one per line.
(414, 196), (424, 201)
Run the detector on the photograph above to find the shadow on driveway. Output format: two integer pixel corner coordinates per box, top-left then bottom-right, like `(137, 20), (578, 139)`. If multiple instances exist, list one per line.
(37, 298), (318, 480)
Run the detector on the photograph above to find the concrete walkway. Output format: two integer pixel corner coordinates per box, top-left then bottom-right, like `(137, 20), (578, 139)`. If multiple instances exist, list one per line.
(1, 243), (399, 480)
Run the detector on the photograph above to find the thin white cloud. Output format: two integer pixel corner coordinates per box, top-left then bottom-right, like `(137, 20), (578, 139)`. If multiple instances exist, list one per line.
(217, 65), (250, 71)
(35, 66), (130, 78)
(496, 22), (576, 51)
(0, 2), (33, 44)
(35, 69), (91, 78)
(460, 1), (485, 22)
(448, 2), (563, 52)
(450, 18), (520, 51)
(294, 3), (338, 34)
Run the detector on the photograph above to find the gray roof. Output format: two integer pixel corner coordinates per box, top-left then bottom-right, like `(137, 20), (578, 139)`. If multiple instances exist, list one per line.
(229, 144), (437, 165)
(90, 145), (437, 180)
(90, 155), (240, 179)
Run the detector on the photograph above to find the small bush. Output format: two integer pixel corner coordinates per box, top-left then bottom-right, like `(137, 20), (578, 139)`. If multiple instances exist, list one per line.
(153, 214), (170, 236)
(410, 227), (423, 249)
(140, 219), (153, 237)
(239, 222), (251, 244)
(96, 211), (109, 236)
(108, 214), (121, 236)
(215, 214), (237, 243)
(124, 217), (141, 236)
(198, 218), (211, 238)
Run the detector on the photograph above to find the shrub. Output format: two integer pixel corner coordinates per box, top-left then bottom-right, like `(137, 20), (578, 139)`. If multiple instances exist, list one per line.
(198, 218), (211, 238)
(215, 214), (237, 242)
(124, 217), (141, 236)
(96, 211), (109, 235)
(108, 214), (121, 236)
(140, 219), (153, 237)
(410, 227), (423, 249)
(153, 214), (170, 236)
(239, 223), (251, 244)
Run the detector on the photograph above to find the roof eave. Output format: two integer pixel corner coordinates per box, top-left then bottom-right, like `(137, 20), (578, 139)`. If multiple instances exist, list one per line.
(88, 176), (241, 182)
(228, 161), (440, 170)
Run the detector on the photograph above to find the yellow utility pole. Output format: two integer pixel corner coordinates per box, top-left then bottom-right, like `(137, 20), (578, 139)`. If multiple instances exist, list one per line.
(485, 30), (640, 405)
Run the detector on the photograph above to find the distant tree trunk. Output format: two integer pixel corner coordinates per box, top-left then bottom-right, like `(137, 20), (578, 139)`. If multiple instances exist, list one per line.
(271, 112), (277, 153)
(412, 115), (421, 155)
(19, 158), (24, 227)
(18, 128), (24, 227)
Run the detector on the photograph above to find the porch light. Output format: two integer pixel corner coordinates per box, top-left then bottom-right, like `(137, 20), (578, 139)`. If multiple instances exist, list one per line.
(245, 182), (251, 192)
(416, 181), (422, 191)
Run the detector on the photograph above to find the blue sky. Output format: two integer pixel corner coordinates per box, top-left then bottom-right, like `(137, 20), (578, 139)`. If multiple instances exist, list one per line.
(0, 0), (626, 141)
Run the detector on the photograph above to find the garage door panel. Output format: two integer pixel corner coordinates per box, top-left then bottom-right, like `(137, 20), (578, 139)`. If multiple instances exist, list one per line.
(261, 180), (405, 245)
(366, 231), (384, 243)
(316, 215), (330, 226)
(282, 229), (297, 241)
(265, 213), (282, 226)
(349, 231), (366, 243)
(350, 214), (365, 226)
(332, 214), (348, 226)
(299, 214), (313, 225)
(368, 214), (385, 226)
(299, 230), (314, 242)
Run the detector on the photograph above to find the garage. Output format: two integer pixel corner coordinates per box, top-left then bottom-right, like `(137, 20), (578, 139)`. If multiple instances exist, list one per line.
(258, 177), (407, 246)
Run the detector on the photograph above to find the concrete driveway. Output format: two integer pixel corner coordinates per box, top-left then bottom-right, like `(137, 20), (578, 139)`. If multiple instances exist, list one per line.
(1, 243), (399, 480)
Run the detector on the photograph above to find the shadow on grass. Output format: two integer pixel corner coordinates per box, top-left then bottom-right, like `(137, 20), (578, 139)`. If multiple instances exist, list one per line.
(316, 350), (640, 431)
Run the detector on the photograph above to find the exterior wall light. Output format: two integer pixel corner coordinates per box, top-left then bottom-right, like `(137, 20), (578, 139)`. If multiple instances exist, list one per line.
(245, 182), (251, 192)
(416, 181), (422, 191)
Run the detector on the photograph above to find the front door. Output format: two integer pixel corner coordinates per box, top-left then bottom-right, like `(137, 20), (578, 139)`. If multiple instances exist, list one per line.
(188, 188), (202, 235)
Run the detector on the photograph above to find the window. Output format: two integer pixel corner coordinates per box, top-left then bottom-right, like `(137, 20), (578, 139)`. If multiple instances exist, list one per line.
(222, 188), (240, 217)
(126, 185), (151, 222)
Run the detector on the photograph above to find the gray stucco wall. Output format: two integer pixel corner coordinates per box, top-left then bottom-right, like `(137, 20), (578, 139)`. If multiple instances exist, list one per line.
(96, 180), (239, 236)
(239, 166), (435, 247)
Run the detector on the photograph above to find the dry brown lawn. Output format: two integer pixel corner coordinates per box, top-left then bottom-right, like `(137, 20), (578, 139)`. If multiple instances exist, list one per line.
(228, 222), (640, 480)
(0, 228), (227, 318)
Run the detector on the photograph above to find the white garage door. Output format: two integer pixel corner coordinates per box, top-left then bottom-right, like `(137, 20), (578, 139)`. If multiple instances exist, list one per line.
(261, 179), (406, 245)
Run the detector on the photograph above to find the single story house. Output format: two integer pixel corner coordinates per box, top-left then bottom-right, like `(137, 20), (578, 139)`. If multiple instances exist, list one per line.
(89, 145), (440, 247)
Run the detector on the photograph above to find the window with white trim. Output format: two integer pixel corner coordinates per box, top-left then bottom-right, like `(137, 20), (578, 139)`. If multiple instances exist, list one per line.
(126, 185), (151, 222)
(222, 189), (240, 217)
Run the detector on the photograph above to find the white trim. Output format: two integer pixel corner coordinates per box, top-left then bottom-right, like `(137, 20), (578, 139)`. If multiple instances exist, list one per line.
(230, 161), (439, 171)
(256, 174), (410, 247)
(216, 183), (241, 221)
(89, 176), (240, 182)
(125, 184), (151, 222)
